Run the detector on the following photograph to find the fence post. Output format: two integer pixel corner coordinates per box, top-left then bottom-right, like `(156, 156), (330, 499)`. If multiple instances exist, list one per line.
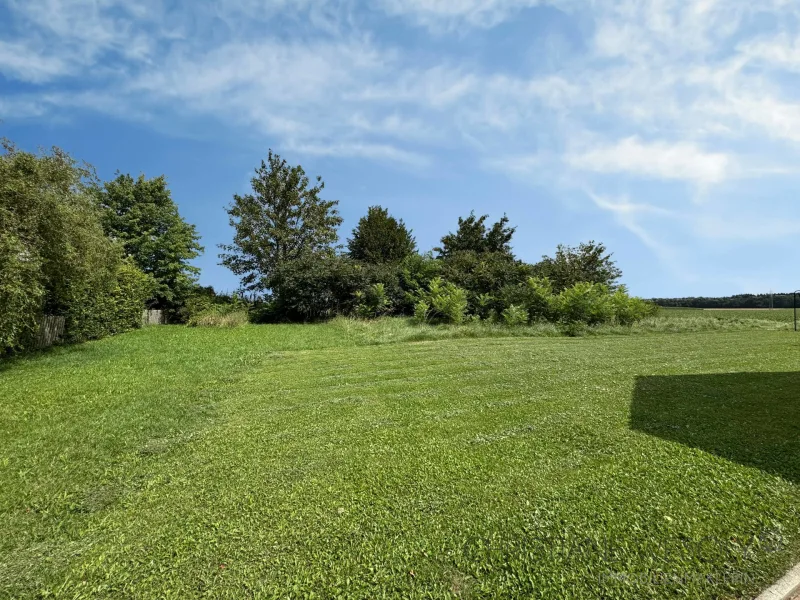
(142, 309), (165, 326)
(35, 315), (65, 348)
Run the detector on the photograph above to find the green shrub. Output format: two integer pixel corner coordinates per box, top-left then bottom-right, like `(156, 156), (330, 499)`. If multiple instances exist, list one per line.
(611, 288), (659, 325)
(112, 261), (158, 332)
(502, 276), (555, 323)
(270, 254), (366, 321)
(474, 293), (497, 320)
(399, 252), (442, 313)
(553, 282), (614, 325)
(64, 259), (156, 342)
(439, 250), (534, 314)
(413, 300), (430, 324)
(0, 232), (44, 351)
(355, 283), (392, 318)
(413, 277), (468, 324)
(502, 304), (529, 326)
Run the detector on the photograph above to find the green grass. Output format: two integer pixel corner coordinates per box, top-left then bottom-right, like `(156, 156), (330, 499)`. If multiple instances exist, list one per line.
(660, 307), (796, 324)
(1, 322), (799, 598)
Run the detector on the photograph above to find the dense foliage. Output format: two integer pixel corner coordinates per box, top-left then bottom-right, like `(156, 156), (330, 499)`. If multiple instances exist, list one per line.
(535, 241), (623, 292)
(0, 141), (157, 353)
(219, 150), (342, 293)
(210, 154), (648, 327)
(94, 173), (203, 318)
(347, 205), (415, 264)
(2, 140), (648, 343)
(435, 211), (515, 258)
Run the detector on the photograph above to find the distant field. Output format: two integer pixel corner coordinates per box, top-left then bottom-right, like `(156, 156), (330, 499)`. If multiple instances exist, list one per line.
(661, 307), (796, 324)
(1, 323), (799, 598)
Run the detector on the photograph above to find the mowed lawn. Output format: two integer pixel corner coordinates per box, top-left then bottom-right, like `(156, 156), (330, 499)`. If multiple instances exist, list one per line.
(1, 325), (799, 598)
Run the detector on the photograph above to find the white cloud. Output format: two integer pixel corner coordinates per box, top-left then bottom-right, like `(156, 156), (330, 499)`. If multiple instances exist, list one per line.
(285, 141), (430, 167)
(567, 138), (732, 184)
(0, 40), (72, 83)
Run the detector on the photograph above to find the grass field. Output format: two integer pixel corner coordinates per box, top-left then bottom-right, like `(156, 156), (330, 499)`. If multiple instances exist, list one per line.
(661, 307), (796, 324)
(1, 321), (799, 598)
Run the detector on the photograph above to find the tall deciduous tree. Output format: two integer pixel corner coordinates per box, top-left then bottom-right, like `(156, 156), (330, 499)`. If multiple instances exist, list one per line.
(347, 205), (416, 264)
(535, 241), (622, 292)
(95, 174), (203, 310)
(219, 150), (342, 293)
(436, 212), (515, 258)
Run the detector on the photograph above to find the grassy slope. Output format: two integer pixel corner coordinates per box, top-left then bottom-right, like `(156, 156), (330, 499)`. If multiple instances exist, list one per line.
(1, 324), (799, 598)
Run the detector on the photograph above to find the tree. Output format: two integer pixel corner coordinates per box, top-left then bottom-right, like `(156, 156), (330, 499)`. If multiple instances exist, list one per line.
(1, 139), (154, 352)
(219, 150), (342, 293)
(347, 205), (416, 264)
(94, 174), (203, 312)
(436, 211), (515, 258)
(535, 241), (622, 292)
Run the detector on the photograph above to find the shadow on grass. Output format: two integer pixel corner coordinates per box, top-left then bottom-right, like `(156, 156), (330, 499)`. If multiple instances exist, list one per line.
(631, 372), (800, 484)
(0, 342), (90, 373)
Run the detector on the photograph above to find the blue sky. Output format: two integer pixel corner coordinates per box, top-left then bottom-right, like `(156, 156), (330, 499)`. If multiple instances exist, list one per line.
(2, 0), (800, 298)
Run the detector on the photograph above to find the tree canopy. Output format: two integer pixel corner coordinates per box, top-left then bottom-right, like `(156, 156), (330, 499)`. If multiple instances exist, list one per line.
(219, 150), (342, 293)
(94, 173), (203, 310)
(436, 212), (515, 258)
(535, 241), (622, 292)
(347, 205), (416, 264)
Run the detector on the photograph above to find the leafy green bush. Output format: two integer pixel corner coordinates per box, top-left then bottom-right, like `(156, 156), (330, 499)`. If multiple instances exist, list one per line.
(552, 282), (615, 325)
(399, 252), (442, 313)
(502, 276), (555, 322)
(112, 261), (159, 332)
(413, 300), (430, 324)
(270, 254), (365, 321)
(355, 283), (392, 318)
(64, 259), (156, 342)
(412, 277), (468, 324)
(1, 141), (156, 351)
(0, 232), (44, 351)
(474, 293), (497, 320)
(611, 288), (659, 325)
(502, 304), (529, 326)
(440, 250), (534, 314)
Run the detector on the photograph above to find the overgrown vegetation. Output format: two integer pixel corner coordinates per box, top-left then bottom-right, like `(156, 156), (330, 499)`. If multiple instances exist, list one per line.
(0, 138), (210, 354)
(0, 140), (158, 353)
(94, 173), (203, 320)
(217, 150), (645, 327)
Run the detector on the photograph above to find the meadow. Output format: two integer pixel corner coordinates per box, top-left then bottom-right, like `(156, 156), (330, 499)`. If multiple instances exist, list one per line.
(661, 307), (797, 324)
(1, 317), (799, 598)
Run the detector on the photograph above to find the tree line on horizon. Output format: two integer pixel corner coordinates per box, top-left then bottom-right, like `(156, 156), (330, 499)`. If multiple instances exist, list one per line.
(651, 294), (798, 310)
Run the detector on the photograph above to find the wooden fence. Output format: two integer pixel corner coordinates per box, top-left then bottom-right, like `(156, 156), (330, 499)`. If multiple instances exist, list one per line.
(142, 309), (166, 326)
(35, 315), (65, 349)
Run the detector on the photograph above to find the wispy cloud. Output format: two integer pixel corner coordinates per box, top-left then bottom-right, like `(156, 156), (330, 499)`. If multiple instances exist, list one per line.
(2, 0), (800, 291)
(567, 138), (732, 185)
